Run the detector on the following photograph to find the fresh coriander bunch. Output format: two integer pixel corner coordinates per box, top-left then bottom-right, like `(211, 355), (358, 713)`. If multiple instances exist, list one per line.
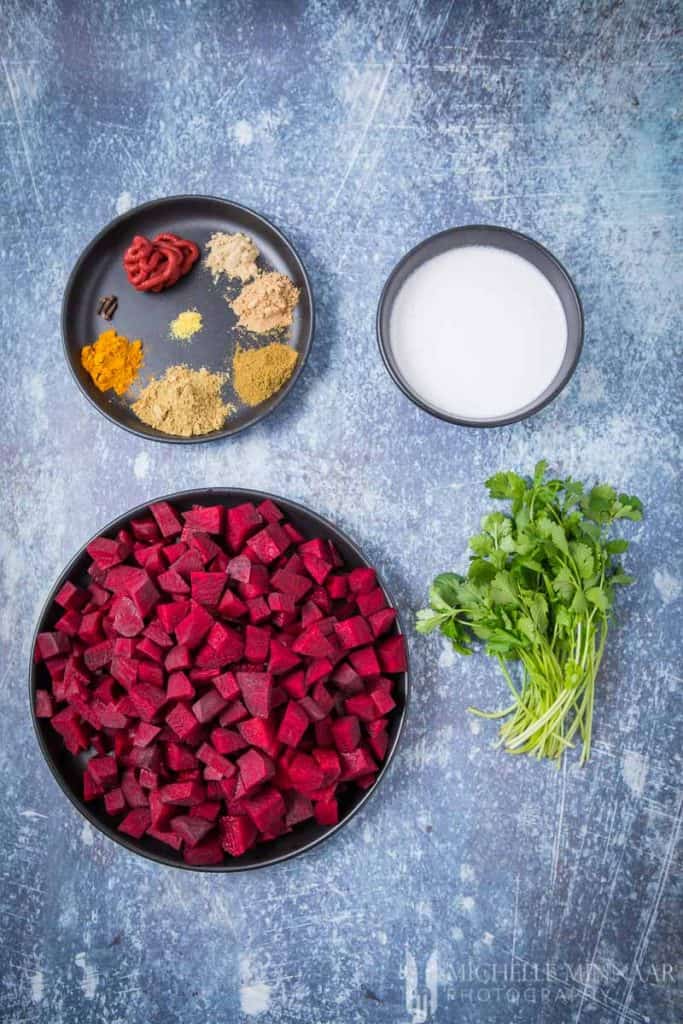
(416, 461), (643, 764)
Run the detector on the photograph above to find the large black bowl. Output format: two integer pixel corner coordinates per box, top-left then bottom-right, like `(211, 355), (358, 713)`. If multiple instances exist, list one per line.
(377, 225), (583, 428)
(62, 195), (314, 443)
(29, 489), (409, 871)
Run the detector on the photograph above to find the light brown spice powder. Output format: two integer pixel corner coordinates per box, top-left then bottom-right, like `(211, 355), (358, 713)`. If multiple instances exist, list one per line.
(233, 343), (298, 406)
(132, 365), (232, 437)
(230, 271), (300, 333)
(204, 231), (260, 283)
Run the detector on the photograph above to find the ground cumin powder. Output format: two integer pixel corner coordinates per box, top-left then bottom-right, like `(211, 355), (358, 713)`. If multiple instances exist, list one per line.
(231, 271), (300, 333)
(132, 365), (232, 437)
(233, 343), (298, 406)
(81, 328), (143, 395)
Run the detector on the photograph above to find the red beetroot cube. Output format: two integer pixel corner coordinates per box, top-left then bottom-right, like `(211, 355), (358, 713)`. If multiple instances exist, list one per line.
(55, 608), (82, 637)
(191, 572), (225, 608)
(197, 742), (236, 778)
(144, 622), (173, 648)
(132, 722), (161, 748)
(212, 671), (240, 701)
(187, 532), (221, 564)
(183, 505), (224, 534)
(302, 553), (332, 585)
(220, 814), (257, 856)
(369, 608), (396, 638)
(288, 752), (325, 792)
(227, 555), (252, 583)
(157, 569), (190, 594)
(270, 569), (312, 602)
(314, 799), (339, 826)
(277, 701), (309, 747)
(356, 587), (387, 617)
(219, 699), (249, 728)
(130, 683), (167, 722)
(292, 624), (338, 659)
(348, 567), (377, 594)
(281, 669), (307, 699)
(210, 727), (248, 755)
(217, 588), (247, 620)
(34, 690), (53, 718)
(148, 827), (182, 850)
(131, 517), (160, 542)
(170, 814), (213, 847)
(238, 564), (270, 599)
(243, 786), (286, 832)
(136, 637), (162, 663)
(118, 808), (151, 838)
(165, 743), (198, 772)
(378, 634), (407, 673)
(165, 645), (191, 672)
(190, 801), (221, 822)
(87, 755), (119, 790)
(167, 671), (195, 701)
(368, 726), (389, 761)
(183, 837), (223, 865)
(340, 747), (377, 780)
(246, 597), (270, 624)
(314, 719), (334, 747)
(285, 793), (314, 827)
(344, 693), (378, 722)
(305, 659), (333, 688)
(104, 787), (126, 816)
(87, 537), (127, 570)
(55, 580), (87, 611)
(157, 600), (191, 634)
(226, 502), (263, 552)
(246, 524), (290, 564)
(331, 660), (364, 692)
(238, 717), (279, 758)
(166, 703), (202, 744)
(159, 780), (205, 806)
(369, 684), (396, 716)
(171, 549), (205, 577)
(237, 748), (275, 793)
(175, 603), (214, 648)
(257, 499), (284, 523)
(326, 575), (348, 600)
(150, 500), (183, 537)
(313, 747), (341, 784)
(348, 645), (381, 677)
(300, 601), (324, 628)
(83, 640), (113, 671)
(331, 715), (361, 752)
(237, 671), (273, 718)
(268, 638), (300, 675)
(245, 624), (270, 663)
(36, 631), (71, 661)
(192, 690), (228, 725)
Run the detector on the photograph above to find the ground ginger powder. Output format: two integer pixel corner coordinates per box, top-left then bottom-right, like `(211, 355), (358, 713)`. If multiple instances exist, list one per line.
(132, 365), (232, 437)
(81, 328), (143, 395)
(205, 231), (260, 283)
(233, 343), (298, 406)
(231, 271), (300, 333)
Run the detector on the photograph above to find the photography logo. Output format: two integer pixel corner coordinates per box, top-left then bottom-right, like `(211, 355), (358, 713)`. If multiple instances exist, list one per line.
(403, 949), (439, 1023)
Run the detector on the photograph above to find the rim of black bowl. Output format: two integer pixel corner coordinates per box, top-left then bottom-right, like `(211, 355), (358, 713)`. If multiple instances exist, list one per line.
(61, 195), (315, 444)
(376, 224), (584, 428)
(29, 488), (410, 872)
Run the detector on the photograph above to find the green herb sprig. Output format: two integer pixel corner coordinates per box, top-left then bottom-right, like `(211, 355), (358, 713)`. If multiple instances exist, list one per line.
(416, 461), (643, 764)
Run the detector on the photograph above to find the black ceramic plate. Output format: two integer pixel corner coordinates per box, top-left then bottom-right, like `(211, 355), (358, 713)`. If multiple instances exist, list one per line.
(377, 225), (583, 427)
(30, 489), (409, 872)
(62, 196), (314, 443)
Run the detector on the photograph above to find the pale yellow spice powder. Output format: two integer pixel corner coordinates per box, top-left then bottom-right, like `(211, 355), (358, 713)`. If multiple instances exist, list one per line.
(204, 231), (260, 283)
(169, 309), (203, 341)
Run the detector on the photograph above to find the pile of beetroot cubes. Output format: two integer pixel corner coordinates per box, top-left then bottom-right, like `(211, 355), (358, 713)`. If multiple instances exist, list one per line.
(34, 498), (406, 865)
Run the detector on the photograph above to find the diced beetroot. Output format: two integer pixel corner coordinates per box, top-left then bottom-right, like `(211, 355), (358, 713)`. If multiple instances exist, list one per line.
(348, 645), (381, 677)
(55, 580), (88, 611)
(238, 563), (270, 599)
(227, 555), (252, 583)
(87, 536), (127, 570)
(83, 639), (113, 671)
(193, 690), (228, 725)
(191, 572), (225, 608)
(175, 602), (214, 649)
(118, 808), (151, 838)
(314, 719), (333, 746)
(182, 836), (223, 865)
(217, 588), (247, 620)
(331, 661), (364, 693)
(159, 780), (205, 806)
(171, 548), (205, 577)
(212, 671), (240, 702)
(34, 689), (54, 718)
(130, 516), (160, 543)
(219, 699), (249, 728)
(285, 792), (314, 827)
(340, 747), (377, 780)
(281, 669), (308, 699)
(134, 542), (164, 574)
(197, 742), (236, 778)
(220, 814), (257, 855)
(132, 721), (161, 748)
(150, 500), (183, 537)
(165, 703), (202, 744)
(369, 684), (396, 716)
(139, 768), (159, 789)
(184, 505), (224, 534)
(331, 715), (361, 752)
(305, 658), (333, 688)
(244, 624), (270, 663)
(348, 567), (377, 594)
(314, 799), (338, 826)
(121, 770), (148, 808)
(165, 743), (198, 772)
(156, 600), (190, 633)
(271, 568), (312, 602)
(243, 786), (286, 832)
(299, 601), (323, 630)
(356, 587), (387, 617)
(87, 755), (118, 790)
(344, 693), (378, 721)
(368, 727), (389, 761)
(267, 591), (297, 616)
(104, 787), (126, 815)
(163, 541), (187, 563)
(326, 575), (348, 600)
(298, 695), (327, 722)
(368, 607), (396, 638)
(312, 747), (341, 784)
(258, 499), (284, 524)
(237, 748), (275, 793)
(129, 683), (166, 722)
(238, 717), (279, 757)
(245, 596), (270, 624)
(190, 801), (222, 821)
(205, 621), (244, 664)
(292, 624), (339, 659)
(226, 503), (263, 552)
(55, 608), (82, 637)
(288, 752), (325, 792)
(237, 671), (273, 718)
(268, 638), (300, 675)
(148, 827), (183, 850)
(36, 631), (71, 661)
(157, 569), (190, 594)
(378, 634), (407, 673)
(187, 532), (222, 566)
(277, 701), (310, 747)
(246, 523), (291, 565)
(302, 553), (332, 585)
(211, 727), (248, 755)
(169, 813), (213, 846)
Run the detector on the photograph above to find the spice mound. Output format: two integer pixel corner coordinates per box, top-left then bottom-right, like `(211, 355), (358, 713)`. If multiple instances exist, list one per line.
(233, 342), (298, 406)
(81, 329), (143, 395)
(132, 365), (231, 437)
(169, 308), (203, 341)
(205, 231), (259, 283)
(231, 271), (300, 333)
(123, 232), (199, 293)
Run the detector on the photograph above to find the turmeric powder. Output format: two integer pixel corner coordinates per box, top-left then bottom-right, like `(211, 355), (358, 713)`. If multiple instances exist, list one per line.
(81, 328), (144, 395)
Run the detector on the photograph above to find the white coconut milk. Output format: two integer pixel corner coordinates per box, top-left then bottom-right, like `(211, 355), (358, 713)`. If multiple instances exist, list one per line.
(389, 245), (568, 419)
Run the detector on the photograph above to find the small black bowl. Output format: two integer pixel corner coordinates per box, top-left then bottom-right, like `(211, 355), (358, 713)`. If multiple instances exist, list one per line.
(62, 195), (314, 443)
(29, 489), (409, 872)
(376, 225), (584, 427)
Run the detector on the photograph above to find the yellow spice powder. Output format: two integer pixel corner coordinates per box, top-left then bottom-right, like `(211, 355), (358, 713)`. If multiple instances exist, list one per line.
(233, 343), (298, 406)
(81, 328), (143, 395)
(169, 308), (203, 341)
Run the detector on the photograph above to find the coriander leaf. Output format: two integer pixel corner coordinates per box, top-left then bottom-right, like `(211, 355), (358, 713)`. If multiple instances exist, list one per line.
(490, 572), (518, 606)
(469, 533), (493, 556)
(468, 559), (497, 585)
(552, 567), (575, 601)
(569, 541), (594, 580)
(606, 539), (629, 554)
(430, 572), (462, 608)
(586, 586), (609, 612)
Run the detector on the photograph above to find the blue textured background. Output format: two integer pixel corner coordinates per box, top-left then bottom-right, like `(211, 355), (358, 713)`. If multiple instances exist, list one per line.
(1, 2), (681, 1022)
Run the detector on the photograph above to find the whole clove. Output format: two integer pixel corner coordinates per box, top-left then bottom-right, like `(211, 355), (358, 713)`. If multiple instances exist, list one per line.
(97, 295), (118, 320)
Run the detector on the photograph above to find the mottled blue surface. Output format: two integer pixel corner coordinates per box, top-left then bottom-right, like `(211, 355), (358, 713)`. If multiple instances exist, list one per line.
(0, 1), (681, 1022)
